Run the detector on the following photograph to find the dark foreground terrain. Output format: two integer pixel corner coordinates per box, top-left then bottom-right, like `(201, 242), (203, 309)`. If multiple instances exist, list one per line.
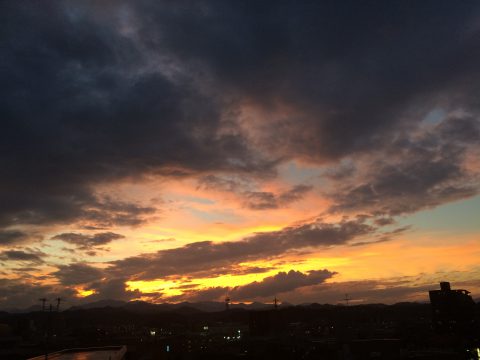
(1, 301), (479, 360)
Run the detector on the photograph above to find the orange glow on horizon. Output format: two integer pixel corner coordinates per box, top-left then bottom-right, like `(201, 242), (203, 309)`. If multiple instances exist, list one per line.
(76, 289), (95, 297)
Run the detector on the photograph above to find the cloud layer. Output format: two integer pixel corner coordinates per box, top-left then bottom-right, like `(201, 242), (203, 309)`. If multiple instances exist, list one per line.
(1, 0), (480, 308)
(2, 1), (480, 232)
(53, 232), (125, 250)
(109, 218), (373, 280)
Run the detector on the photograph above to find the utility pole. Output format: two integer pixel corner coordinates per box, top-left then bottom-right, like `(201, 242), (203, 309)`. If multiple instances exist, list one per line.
(39, 297), (63, 360)
(344, 294), (351, 306)
(45, 304), (52, 360)
(273, 297), (279, 310)
(55, 298), (63, 312)
(39, 298), (47, 312)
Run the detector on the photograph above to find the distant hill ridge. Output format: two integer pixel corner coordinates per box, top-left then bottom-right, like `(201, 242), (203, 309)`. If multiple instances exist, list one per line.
(2, 298), (438, 314)
(67, 299), (277, 313)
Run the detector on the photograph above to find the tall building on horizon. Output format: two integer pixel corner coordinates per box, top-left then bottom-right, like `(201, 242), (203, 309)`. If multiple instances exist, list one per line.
(429, 281), (476, 335)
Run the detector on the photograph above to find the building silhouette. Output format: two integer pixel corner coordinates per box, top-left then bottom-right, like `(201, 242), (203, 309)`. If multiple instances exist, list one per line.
(429, 281), (476, 335)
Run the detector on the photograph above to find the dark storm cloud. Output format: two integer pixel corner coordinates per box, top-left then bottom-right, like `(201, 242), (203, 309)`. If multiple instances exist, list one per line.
(52, 231), (125, 250)
(2, 0), (480, 233)
(109, 219), (373, 280)
(328, 116), (480, 216)
(0, 250), (45, 264)
(171, 269), (335, 301)
(132, 0), (480, 217)
(52, 263), (104, 286)
(132, 0), (480, 160)
(0, 1), (271, 233)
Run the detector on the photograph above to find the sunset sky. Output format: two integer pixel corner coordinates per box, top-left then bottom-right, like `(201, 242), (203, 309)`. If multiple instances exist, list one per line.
(1, 0), (480, 309)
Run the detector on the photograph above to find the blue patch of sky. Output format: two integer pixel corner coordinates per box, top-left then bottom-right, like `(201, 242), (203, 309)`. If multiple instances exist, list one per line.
(187, 207), (244, 223)
(422, 108), (446, 125)
(278, 160), (324, 185)
(182, 195), (216, 205)
(397, 195), (480, 234)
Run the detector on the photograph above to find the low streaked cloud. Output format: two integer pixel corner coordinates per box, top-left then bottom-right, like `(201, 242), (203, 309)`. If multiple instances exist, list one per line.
(0, 249), (45, 264)
(52, 263), (104, 286)
(53, 232), (125, 251)
(199, 175), (312, 210)
(109, 218), (374, 280)
(0, 230), (31, 246)
(327, 116), (480, 217)
(244, 184), (313, 210)
(169, 269), (336, 302)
